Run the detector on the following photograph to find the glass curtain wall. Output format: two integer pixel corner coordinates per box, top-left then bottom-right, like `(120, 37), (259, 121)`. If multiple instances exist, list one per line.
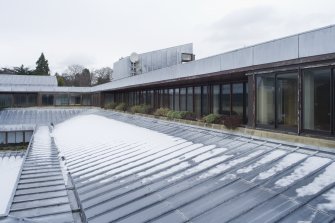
(213, 85), (220, 114)
(0, 94), (12, 108)
(180, 88), (186, 111)
(256, 74), (275, 125)
(276, 73), (298, 128)
(202, 86), (209, 115)
(169, 89), (174, 110)
(221, 84), (231, 115)
(303, 68), (331, 132)
(187, 87), (193, 112)
(174, 88), (180, 111)
(232, 83), (243, 116)
(194, 86), (201, 116)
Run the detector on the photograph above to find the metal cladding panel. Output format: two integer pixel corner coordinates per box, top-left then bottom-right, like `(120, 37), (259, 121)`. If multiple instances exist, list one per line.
(299, 25), (335, 58)
(220, 47), (253, 70)
(113, 57), (130, 81)
(193, 55), (221, 76)
(112, 43), (193, 81)
(253, 35), (299, 65)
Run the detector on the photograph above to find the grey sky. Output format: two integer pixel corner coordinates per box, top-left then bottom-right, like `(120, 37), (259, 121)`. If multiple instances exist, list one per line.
(0, 0), (334, 74)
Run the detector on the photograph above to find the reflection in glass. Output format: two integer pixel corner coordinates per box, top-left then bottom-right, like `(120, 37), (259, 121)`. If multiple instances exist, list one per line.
(213, 85), (220, 114)
(169, 89), (174, 110)
(257, 74), (275, 125)
(276, 73), (298, 128)
(303, 69), (331, 131)
(232, 83), (243, 116)
(187, 87), (193, 112)
(174, 88), (180, 111)
(180, 88), (186, 111)
(202, 86), (209, 115)
(194, 86), (201, 116)
(221, 84), (231, 115)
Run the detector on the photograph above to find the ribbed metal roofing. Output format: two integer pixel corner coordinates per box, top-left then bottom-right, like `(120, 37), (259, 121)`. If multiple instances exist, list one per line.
(0, 108), (89, 126)
(50, 110), (335, 223)
(8, 126), (80, 222)
(0, 74), (57, 87)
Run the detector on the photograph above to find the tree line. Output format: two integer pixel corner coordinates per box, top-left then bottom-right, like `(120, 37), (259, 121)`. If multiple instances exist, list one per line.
(0, 53), (113, 86)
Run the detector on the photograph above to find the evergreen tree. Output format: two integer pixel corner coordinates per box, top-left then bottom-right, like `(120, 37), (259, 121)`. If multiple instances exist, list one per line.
(34, 53), (50, 75)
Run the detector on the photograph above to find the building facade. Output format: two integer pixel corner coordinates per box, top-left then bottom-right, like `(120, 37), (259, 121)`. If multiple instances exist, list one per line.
(1, 25), (335, 138)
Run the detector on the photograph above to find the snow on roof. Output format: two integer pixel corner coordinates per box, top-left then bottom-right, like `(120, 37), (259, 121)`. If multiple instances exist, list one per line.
(0, 74), (57, 87)
(48, 111), (335, 222)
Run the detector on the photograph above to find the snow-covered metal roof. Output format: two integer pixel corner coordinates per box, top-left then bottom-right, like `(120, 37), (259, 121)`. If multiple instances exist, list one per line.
(3, 108), (335, 222)
(51, 111), (335, 222)
(0, 74), (57, 87)
(8, 126), (78, 222)
(0, 108), (89, 126)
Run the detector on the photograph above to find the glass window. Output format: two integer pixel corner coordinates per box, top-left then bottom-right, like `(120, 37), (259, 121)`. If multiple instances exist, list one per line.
(169, 89), (174, 110)
(174, 88), (180, 111)
(187, 87), (193, 112)
(163, 89), (169, 107)
(256, 74), (275, 125)
(159, 90), (164, 107)
(55, 94), (69, 106)
(27, 94), (37, 106)
(213, 85), (220, 114)
(16, 132), (24, 143)
(194, 86), (201, 116)
(276, 73), (298, 128)
(42, 95), (54, 106)
(7, 132), (15, 144)
(202, 86), (209, 115)
(25, 131), (33, 143)
(222, 84), (231, 115)
(0, 132), (5, 144)
(232, 83), (243, 116)
(0, 94), (12, 108)
(244, 83), (248, 124)
(303, 68), (331, 131)
(180, 88), (186, 111)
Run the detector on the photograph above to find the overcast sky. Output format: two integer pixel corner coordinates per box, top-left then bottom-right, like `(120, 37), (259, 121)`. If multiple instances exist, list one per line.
(1, 0), (334, 74)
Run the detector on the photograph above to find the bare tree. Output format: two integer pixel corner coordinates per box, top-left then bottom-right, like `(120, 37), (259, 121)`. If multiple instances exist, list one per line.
(92, 67), (113, 85)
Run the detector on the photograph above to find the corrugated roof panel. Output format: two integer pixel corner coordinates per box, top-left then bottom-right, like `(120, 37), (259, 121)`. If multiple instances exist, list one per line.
(50, 111), (335, 223)
(0, 74), (57, 87)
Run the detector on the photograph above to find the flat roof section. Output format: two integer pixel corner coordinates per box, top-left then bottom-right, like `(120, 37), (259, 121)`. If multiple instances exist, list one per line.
(52, 111), (335, 223)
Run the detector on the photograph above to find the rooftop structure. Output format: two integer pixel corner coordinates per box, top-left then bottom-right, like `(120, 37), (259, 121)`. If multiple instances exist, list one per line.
(2, 109), (335, 222)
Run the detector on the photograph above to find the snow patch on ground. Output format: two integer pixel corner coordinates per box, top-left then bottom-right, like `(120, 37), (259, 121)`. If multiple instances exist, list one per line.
(237, 150), (287, 174)
(296, 162), (335, 198)
(274, 157), (331, 188)
(252, 153), (307, 181)
(0, 156), (23, 215)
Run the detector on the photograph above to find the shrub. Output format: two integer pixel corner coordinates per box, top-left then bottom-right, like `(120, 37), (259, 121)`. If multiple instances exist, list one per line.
(130, 104), (152, 114)
(166, 110), (197, 120)
(180, 111), (196, 121)
(105, 102), (118, 109)
(115, 103), (127, 111)
(166, 111), (182, 119)
(153, 107), (171, 117)
(202, 114), (222, 124)
(223, 115), (242, 129)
